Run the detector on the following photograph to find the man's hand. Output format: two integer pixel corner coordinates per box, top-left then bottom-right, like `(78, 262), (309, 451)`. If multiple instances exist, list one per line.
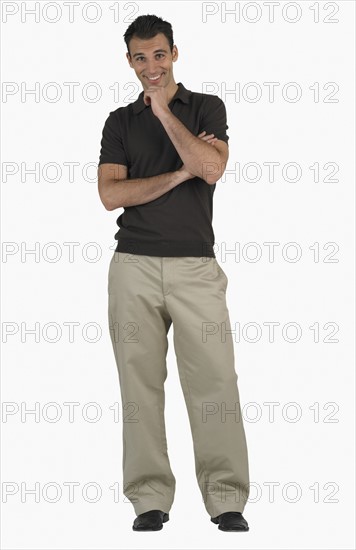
(143, 85), (170, 117)
(178, 131), (218, 179)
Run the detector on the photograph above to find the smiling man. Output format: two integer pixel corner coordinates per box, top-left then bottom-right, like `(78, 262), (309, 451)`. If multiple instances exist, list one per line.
(98, 14), (250, 532)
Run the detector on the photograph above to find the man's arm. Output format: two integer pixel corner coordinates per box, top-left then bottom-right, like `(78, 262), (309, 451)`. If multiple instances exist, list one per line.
(98, 163), (192, 210)
(157, 110), (228, 185)
(97, 132), (218, 210)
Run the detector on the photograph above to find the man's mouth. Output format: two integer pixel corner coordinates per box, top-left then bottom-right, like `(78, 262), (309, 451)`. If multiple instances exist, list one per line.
(146, 73), (164, 82)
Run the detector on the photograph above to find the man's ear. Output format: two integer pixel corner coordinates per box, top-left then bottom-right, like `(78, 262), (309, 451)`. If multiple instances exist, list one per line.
(172, 45), (178, 62)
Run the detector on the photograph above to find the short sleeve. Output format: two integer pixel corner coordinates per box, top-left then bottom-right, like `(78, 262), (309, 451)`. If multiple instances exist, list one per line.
(199, 95), (229, 145)
(98, 111), (128, 166)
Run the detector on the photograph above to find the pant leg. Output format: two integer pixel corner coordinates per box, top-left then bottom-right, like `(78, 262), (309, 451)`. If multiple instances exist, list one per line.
(107, 251), (176, 516)
(164, 256), (250, 518)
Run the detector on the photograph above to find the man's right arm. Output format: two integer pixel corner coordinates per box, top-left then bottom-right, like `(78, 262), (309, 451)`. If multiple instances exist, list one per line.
(97, 163), (192, 211)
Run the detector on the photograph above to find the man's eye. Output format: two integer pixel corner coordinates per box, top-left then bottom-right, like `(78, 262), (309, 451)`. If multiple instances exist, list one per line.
(136, 54), (163, 62)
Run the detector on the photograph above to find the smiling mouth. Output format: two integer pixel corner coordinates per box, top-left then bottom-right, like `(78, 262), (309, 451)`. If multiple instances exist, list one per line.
(146, 73), (164, 82)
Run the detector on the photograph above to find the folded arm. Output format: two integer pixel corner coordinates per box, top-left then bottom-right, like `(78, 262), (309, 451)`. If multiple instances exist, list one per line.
(158, 109), (229, 185)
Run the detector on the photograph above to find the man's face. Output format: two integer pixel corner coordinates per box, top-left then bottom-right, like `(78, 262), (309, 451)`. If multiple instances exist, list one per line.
(126, 33), (178, 90)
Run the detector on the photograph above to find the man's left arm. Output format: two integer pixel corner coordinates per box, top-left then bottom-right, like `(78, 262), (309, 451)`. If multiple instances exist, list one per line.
(158, 95), (229, 185)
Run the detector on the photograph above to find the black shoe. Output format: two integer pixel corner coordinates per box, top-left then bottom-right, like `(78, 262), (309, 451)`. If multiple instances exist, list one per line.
(211, 511), (249, 531)
(132, 509), (169, 531)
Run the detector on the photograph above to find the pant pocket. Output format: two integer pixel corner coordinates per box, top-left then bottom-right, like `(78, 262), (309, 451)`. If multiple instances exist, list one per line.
(108, 252), (117, 295)
(214, 259), (228, 291)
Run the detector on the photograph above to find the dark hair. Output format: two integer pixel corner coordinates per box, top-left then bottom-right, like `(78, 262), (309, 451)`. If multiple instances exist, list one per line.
(124, 14), (174, 56)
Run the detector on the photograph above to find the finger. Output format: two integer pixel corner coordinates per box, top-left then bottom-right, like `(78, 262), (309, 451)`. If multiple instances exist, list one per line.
(199, 131), (214, 137)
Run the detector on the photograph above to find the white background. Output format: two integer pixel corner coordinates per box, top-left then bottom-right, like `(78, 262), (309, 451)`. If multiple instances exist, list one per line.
(1, 1), (355, 549)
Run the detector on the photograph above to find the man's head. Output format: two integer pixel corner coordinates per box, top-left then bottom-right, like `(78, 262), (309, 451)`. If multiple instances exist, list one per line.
(124, 15), (178, 92)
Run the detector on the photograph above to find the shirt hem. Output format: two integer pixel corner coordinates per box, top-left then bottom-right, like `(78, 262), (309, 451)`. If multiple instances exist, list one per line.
(115, 238), (216, 258)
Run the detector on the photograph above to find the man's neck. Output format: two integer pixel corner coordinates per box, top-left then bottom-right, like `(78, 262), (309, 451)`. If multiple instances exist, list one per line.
(167, 82), (179, 104)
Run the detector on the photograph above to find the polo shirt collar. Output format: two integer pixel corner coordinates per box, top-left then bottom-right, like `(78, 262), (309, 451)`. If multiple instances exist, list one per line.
(132, 82), (190, 114)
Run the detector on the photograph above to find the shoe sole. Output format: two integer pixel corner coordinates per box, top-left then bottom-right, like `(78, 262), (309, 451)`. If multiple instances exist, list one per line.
(218, 525), (249, 531)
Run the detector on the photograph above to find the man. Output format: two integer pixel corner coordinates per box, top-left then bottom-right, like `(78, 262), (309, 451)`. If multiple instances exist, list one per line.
(98, 14), (250, 532)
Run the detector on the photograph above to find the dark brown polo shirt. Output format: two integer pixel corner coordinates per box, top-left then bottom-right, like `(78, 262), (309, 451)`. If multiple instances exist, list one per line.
(98, 82), (229, 257)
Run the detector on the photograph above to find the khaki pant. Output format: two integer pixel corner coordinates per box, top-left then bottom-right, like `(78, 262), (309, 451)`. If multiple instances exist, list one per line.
(108, 252), (250, 518)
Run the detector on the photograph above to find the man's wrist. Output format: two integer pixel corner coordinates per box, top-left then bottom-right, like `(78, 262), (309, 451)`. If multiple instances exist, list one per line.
(156, 107), (172, 122)
(172, 169), (188, 187)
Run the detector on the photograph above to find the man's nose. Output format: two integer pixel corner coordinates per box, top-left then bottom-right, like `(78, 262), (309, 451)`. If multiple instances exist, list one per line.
(146, 61), (160, 75)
